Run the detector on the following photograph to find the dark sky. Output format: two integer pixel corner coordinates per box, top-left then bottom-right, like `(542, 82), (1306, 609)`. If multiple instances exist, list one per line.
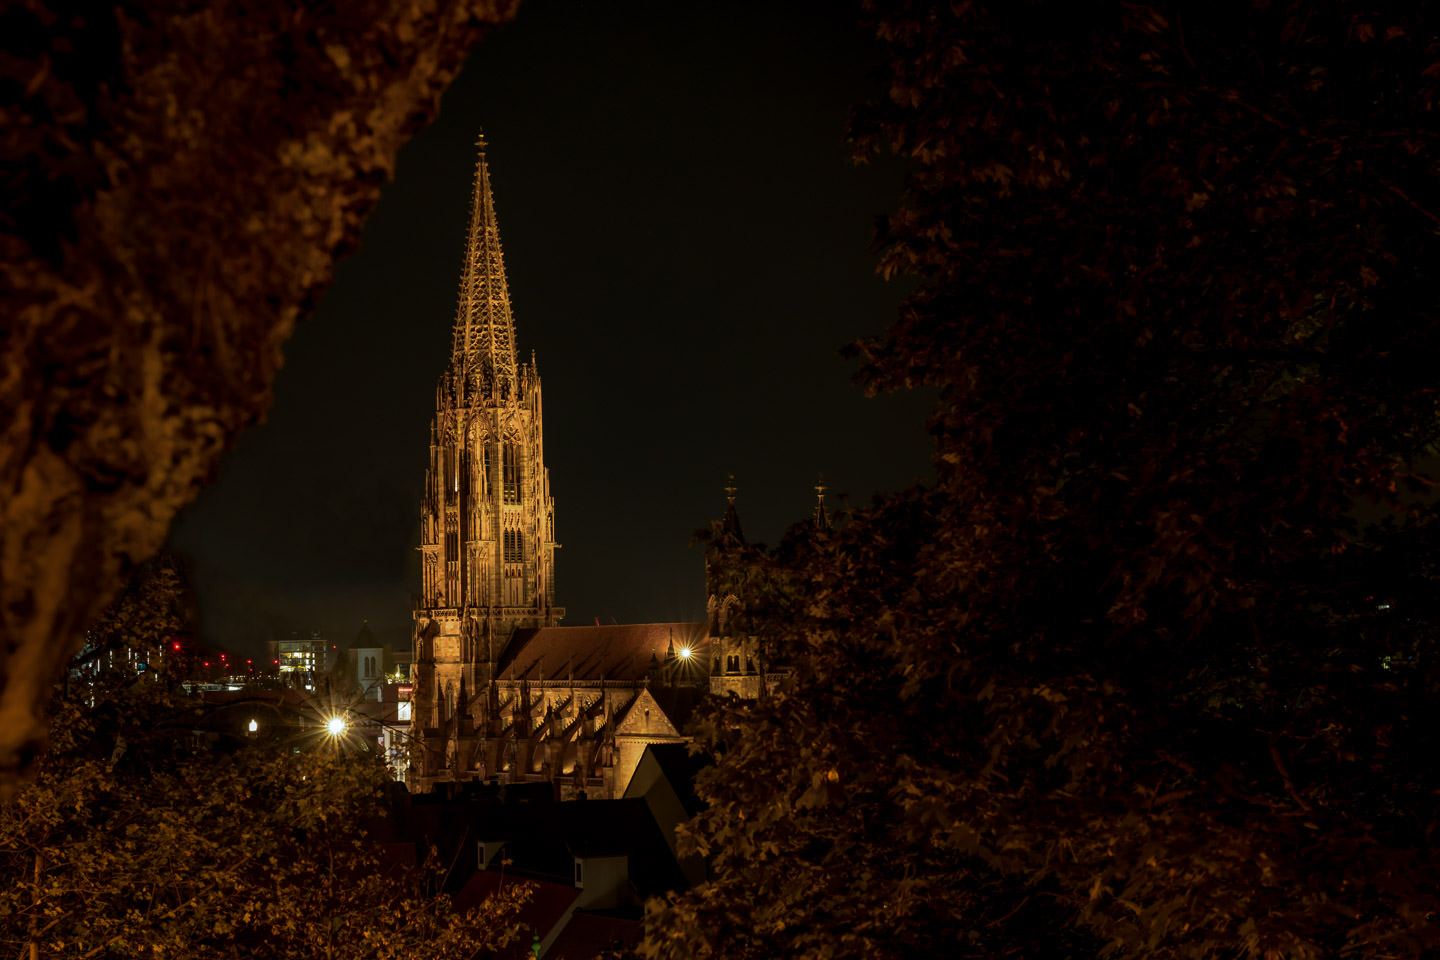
(166, 0), (936, 656)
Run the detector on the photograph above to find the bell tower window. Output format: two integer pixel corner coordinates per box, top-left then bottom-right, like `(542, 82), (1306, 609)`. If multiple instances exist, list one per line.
(504, 529), (525, 564)
(503, 443), (520, 503)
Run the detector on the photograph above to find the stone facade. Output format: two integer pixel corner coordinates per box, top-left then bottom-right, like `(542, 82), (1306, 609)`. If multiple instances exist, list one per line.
(410, 135), (709, 797)
(409, 135), (790, 798)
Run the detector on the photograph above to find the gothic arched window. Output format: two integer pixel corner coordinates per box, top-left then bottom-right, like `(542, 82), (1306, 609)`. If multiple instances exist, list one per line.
(504, 529), (525, 564)
(502, 443), (521, 503)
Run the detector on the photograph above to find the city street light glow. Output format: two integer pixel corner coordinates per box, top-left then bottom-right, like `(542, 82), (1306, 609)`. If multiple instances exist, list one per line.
(678, 646), (693, 659)
(326, 716), (346, 736)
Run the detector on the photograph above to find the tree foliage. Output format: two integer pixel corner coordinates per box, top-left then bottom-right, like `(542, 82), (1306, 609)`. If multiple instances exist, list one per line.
(642, 3), (1440, 958)
(0, 563), (526, 960)
(0, 0), (515, 793)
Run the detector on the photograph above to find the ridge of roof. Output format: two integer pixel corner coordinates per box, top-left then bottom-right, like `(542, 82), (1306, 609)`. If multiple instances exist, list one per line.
(496, 622), (708, 683)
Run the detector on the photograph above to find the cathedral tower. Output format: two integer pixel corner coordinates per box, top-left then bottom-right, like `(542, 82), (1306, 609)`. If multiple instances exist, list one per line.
(411, 133), (563, 788)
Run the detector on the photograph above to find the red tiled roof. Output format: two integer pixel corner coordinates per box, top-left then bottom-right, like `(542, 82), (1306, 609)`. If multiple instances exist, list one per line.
(453, 871), (579, 943)
(497, 623), (709, 683)
(376, 841), (416, 877)
(546, 911), (641, 960)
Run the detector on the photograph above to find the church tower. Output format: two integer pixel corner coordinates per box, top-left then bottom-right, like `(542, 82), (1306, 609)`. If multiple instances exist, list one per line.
(411, 133), (564, 788)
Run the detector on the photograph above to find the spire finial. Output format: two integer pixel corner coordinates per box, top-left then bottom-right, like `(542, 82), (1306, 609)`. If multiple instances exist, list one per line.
(725, 474), (737, 506)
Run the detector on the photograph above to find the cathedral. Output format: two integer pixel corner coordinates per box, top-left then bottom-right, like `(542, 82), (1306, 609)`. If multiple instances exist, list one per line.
(408, 134), (780, 798)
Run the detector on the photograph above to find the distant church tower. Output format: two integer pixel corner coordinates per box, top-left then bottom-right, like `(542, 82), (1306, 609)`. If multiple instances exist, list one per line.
(411, 133), (564, 787)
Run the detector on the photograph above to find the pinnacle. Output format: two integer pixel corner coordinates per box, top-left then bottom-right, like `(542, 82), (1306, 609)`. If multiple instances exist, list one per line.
(719, 475), (745, 544)
(813, 472), (831, 532)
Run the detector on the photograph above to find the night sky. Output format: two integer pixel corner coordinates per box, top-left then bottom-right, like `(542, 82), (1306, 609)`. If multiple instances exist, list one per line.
(165, 0), (936, 657)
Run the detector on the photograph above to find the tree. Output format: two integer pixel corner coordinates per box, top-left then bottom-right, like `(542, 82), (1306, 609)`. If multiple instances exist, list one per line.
(0, 562), (527, 960)
(641, 3), (1440, 958)
(0, 0), (517, 794)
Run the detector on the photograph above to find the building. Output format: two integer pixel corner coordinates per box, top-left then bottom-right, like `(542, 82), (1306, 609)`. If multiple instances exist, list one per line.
(409, 133), (783, 798)
(345, 620), (388, 702)
(389, 753), (709, 958)
(267, 630), (329, 687)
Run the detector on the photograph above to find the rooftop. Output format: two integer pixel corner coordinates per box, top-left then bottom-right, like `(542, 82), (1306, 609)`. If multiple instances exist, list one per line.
(498, 622), (709, 683)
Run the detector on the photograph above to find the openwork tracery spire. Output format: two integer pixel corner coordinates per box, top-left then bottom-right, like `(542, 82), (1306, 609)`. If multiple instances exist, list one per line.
(451, 130), (518, 399)
(413, 130), (563, 795)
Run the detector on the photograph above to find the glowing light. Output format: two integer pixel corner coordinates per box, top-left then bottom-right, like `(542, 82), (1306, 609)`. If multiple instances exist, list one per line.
(248, 719), (258, 733)
(678, 646), (693, 660)
(326, 716), (346, 736)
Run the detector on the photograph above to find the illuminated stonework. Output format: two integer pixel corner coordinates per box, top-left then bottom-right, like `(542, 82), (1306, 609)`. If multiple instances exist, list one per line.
(409, 135), (775, 799)
(411, 133), (566, 792)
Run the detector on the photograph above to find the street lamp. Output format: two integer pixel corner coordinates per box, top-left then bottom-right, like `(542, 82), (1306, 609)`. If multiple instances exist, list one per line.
(326, 715), (346, 737)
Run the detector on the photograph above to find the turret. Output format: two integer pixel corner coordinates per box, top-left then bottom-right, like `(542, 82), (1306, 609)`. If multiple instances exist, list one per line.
(813, 474), (831, 532)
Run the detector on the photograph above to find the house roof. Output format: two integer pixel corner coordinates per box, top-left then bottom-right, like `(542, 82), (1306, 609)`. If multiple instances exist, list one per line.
(631, 743), (710, 816)
(200, 688), (311, 707)
(375, 841), (417, 879)
(349, 620), (381, 650)
(497, 623), (709, 683)
(546, 911), (641, 960)
(396, 795), (690, 899)
(452, 871), (578, 944)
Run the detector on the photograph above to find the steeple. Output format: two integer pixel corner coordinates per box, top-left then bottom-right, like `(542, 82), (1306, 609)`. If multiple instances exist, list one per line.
(813, 474), (830, 532)
(719, 474), (744, 544)
(451, 131), (518, 401)
(413, 129), (564, 794)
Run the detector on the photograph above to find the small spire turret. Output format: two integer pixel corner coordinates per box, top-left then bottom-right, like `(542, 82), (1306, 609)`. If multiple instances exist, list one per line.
(813, 473), (830, 532)
(719, 474), (744, 544)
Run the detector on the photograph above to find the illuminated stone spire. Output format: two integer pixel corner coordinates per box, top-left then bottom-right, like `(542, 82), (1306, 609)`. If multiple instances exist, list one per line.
(451, 131), (518, 400)
(413, 130), (563, 794)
